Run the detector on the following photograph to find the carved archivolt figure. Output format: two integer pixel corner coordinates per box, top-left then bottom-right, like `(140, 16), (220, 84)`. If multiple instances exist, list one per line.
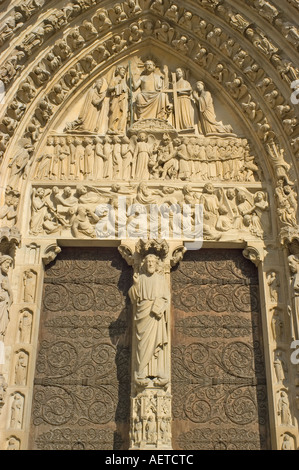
(277, 391), (292, 426)
(18, 310), (32, 344)
(0, 187), (20, 228)
(10, 393), (23, 429)
(129, 254), (170, 386)
(275, 179), (298, 228)
(30, 188), (51, 235)
(15, 352), (28, 386)
(289, 255), (299, 323)
(23, 270), (36, 303)
(8, 143), (35, 190)
(193, 81), (233, 135)
(0, 374), (7, 407)
(0, 255), (13, 341)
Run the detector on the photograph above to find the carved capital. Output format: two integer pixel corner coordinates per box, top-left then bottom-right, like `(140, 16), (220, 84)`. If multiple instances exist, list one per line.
(42, 243), (61, 266)
(170, 244), (187, 268)
(118, 242), (135, 266)
(279, 226), (299, 255)
(136, 239), (169, 261)
(243, 245), (263, 267)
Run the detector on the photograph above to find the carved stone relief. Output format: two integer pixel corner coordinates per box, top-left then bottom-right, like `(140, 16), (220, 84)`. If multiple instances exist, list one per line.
(0, 374), (7, 412)
(18, 310), (33, 344)
(0, 0), (298, 452)
(28, 183), (271, 243)
(0, 255), (13, 347)
(10, 393), (24, 430)
(14, 350), (29, 386)
(6, 436), (20, 450)
(22, 270), (37, 303)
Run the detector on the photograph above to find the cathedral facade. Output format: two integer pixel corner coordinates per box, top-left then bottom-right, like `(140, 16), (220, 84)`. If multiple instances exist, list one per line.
(0, 0), (298, 450)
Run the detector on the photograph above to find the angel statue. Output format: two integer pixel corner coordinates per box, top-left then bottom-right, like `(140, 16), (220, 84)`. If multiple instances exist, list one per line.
(131, 132), (157, 180)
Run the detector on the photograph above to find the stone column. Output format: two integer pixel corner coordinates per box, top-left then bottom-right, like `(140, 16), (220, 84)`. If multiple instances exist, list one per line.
(119, 239), (186, 450)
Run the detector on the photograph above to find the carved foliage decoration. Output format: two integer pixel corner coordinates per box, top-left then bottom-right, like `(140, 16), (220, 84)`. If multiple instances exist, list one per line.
(29, 247), (132, 450)
(171, 249), (270, 450)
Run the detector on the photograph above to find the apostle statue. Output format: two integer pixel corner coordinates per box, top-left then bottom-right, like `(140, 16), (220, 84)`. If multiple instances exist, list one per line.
(129, 254), (170, 386)
(132, 59), (171, 121)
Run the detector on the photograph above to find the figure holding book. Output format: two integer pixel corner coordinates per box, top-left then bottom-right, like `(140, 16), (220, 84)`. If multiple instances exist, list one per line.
(129, 254), (170, 386)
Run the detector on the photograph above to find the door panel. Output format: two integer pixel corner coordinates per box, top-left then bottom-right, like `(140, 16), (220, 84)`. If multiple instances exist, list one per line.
(29, 247), (132, 450)
(171, 249), (270, 450)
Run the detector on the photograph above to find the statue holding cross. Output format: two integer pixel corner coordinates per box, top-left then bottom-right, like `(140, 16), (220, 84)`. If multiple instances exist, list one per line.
(131, 60), (195, 131)
(132, 59), (172, 122)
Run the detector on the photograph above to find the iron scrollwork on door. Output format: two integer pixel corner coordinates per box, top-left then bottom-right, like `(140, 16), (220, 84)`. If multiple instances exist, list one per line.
(171, 249), (270, 450)
(29, 248), (132, 450)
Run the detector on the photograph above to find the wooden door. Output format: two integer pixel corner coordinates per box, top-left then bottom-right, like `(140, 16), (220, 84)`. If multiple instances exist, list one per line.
(171, 249), (270, 450)
(29, 247), (132, 450)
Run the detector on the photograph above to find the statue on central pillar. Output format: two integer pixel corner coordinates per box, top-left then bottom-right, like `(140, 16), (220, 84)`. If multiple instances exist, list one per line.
(119, 239), (186, 450)
(129, 253), (169, 387)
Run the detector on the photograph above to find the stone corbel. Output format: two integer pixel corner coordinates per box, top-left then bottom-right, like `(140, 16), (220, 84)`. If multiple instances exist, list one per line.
(279, 226), (299, 256)
(0, 227), (21, 259)
(42, 242), (61, 266)
(118, 241), (135, 267)
(242, 243), (265, 267)
(170, 244), (187, 268)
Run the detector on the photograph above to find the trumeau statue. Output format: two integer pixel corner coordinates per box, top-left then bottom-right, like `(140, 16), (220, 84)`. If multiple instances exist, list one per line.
(129, 253), (170, 387)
